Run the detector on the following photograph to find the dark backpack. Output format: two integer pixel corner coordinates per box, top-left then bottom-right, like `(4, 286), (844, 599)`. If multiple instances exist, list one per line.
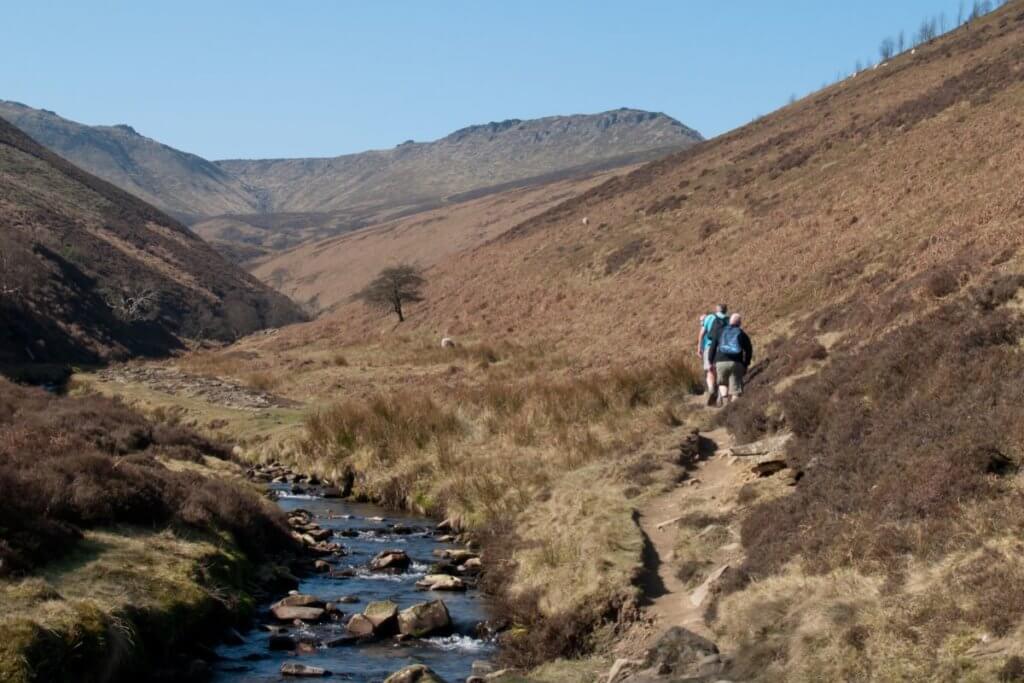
(718, 327), (743, 356)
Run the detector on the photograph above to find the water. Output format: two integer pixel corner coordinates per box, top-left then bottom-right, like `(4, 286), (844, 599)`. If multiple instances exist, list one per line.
(212, 489), (496, 682)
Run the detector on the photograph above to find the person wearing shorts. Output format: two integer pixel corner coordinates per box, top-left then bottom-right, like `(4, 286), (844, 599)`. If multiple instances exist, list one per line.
(697, 304), (728, 405)
(710, 313), (753, 406)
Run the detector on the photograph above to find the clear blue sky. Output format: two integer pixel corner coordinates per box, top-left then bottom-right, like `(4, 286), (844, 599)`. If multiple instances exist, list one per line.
(1, 0), (977, 159)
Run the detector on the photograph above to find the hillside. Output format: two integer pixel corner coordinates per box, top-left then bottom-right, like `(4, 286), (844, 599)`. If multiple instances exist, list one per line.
(250, 164), (637, 312)
(128, 3), (1024, 680)
(0, 117), (303, 367)
(0, 100), (260, 220)
(215, 109), (700, 216)
(0, 102), (701, 257)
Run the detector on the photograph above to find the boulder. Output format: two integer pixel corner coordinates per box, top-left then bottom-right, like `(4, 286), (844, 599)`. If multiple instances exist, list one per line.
(415, 574), (467, 592)
(371, 549), (411, 572)
(347, 599), (399, 638)
(307, 527), (334, 542)
(460, 557), (483, 575)
(443, 549), (478, 564)
(398, 600), (452, 637)
(642, 627), (719, 679)
(384, 664), (446, 683)
(280, 662), (331, 677)
(346, 613), (376, 638)
(274, 594), (325, 608)
(314, 560), (331, 573)
(336, 595), (360, 604)
(271, 605), (325, 622)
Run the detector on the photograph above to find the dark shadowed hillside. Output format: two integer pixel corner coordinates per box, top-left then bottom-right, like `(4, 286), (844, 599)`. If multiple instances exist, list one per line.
(0, 118), (303, 367)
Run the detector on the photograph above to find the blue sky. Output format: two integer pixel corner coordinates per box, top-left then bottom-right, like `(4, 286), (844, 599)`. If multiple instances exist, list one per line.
(1, 0), (980, 159)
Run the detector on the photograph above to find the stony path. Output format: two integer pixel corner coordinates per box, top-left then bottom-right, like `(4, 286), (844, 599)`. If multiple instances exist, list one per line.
(94, 364), (301, 410)
(636, 426), (746, 642)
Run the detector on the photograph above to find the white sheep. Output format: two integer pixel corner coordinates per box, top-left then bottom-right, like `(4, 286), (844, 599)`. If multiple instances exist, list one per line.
(582, 216), (590, 226)
(441, 337), (456, 348)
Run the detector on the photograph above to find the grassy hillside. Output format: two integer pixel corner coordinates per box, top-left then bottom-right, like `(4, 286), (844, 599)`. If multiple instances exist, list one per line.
(0, 117), (303, 368)
(250, 165), (637, 312)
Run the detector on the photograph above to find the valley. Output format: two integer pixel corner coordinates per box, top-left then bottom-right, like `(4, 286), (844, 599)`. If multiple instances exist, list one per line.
(4, 1), (1024, 682)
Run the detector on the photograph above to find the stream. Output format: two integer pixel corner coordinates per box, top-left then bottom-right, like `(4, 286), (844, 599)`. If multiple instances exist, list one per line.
(212, 486), (496, 681)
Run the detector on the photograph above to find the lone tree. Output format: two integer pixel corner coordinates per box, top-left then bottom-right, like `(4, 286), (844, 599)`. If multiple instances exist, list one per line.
(355, 264), (425, 322)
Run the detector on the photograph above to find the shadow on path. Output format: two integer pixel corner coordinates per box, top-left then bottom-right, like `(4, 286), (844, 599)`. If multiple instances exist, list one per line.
(635, 510), (668, 607)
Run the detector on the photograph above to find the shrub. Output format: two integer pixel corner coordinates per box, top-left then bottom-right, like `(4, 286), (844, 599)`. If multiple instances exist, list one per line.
(741, 277), (1024, 578)
(0, 379), (294, 575)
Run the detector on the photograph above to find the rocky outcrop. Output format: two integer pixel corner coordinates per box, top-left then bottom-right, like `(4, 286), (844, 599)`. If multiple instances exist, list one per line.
(281, 662), (331, 677)
(270, 594), (326, 622)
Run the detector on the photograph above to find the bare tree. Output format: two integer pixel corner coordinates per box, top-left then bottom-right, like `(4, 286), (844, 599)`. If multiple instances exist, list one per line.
(958, 1), (965, 26)
(879, 37), (895, 61)
(354, 264), (425, 322)
(897, 30), (905, 53)
(102, 284), (160, 321)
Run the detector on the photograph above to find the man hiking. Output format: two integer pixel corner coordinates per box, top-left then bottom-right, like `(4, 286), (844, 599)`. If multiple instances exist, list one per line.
(709, 313), (753, 406)
(697, 304), (729, 406)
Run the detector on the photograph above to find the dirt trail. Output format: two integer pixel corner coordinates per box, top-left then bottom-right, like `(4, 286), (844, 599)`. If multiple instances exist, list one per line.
(636, 423), (748, 643)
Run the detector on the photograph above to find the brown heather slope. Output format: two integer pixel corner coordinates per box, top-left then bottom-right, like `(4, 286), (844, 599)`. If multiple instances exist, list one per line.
(187, 4), (1024, 679)
(251, 164), (639, 312)
(0, 118), (303, 367)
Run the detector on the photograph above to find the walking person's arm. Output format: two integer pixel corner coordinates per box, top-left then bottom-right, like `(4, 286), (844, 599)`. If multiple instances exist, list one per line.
(742, 333), (753, 367)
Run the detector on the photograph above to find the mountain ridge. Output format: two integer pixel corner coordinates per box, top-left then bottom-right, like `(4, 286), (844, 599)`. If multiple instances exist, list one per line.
(0, 102), (701, 257)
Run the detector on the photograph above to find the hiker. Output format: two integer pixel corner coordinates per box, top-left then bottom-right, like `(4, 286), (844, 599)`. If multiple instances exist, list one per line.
(697, 304), (729, 406)
(710, 313), (753, 406)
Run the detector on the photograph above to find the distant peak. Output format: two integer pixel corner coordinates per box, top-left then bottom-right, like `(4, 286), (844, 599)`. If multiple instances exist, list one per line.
(112, 124), (139, 135)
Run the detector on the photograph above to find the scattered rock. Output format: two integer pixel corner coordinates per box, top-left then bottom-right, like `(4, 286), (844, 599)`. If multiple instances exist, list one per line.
(281, 662), (331, 677)
(416, 574), (467, 591)
(690, 566), (730, 607)
(274, 594), (325, 608)
(271, 604), (325, 622)
(371, 549), (411, 572)
(336, 595), (360, 604)
(314, 560), (331, 573)
(443, 549), (479, 564)
(460, 557), (483, 575)
(347, 599), (400, 638)
(398, 600), (452, 637)
(644, 627), (720, 677)
(384, 663), (446, 683)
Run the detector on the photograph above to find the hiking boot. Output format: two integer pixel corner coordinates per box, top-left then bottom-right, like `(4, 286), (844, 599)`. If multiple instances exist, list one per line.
(706, 389), (718, 407)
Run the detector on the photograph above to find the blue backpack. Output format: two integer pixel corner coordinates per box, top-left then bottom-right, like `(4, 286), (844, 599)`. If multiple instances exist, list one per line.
(718, 327), (743, 356)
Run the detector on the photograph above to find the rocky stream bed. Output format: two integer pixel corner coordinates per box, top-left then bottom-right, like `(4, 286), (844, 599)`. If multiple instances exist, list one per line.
(212, 466), (502, 682)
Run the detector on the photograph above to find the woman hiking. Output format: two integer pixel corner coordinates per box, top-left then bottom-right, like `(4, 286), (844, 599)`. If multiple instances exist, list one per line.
(697, 303), (729, 406)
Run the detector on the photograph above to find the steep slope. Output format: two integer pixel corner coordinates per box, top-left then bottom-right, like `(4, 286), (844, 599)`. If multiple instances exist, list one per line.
(0, 100), (261, 220)
(0, 117), (303, 366)
(250, 164), (637, 312)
